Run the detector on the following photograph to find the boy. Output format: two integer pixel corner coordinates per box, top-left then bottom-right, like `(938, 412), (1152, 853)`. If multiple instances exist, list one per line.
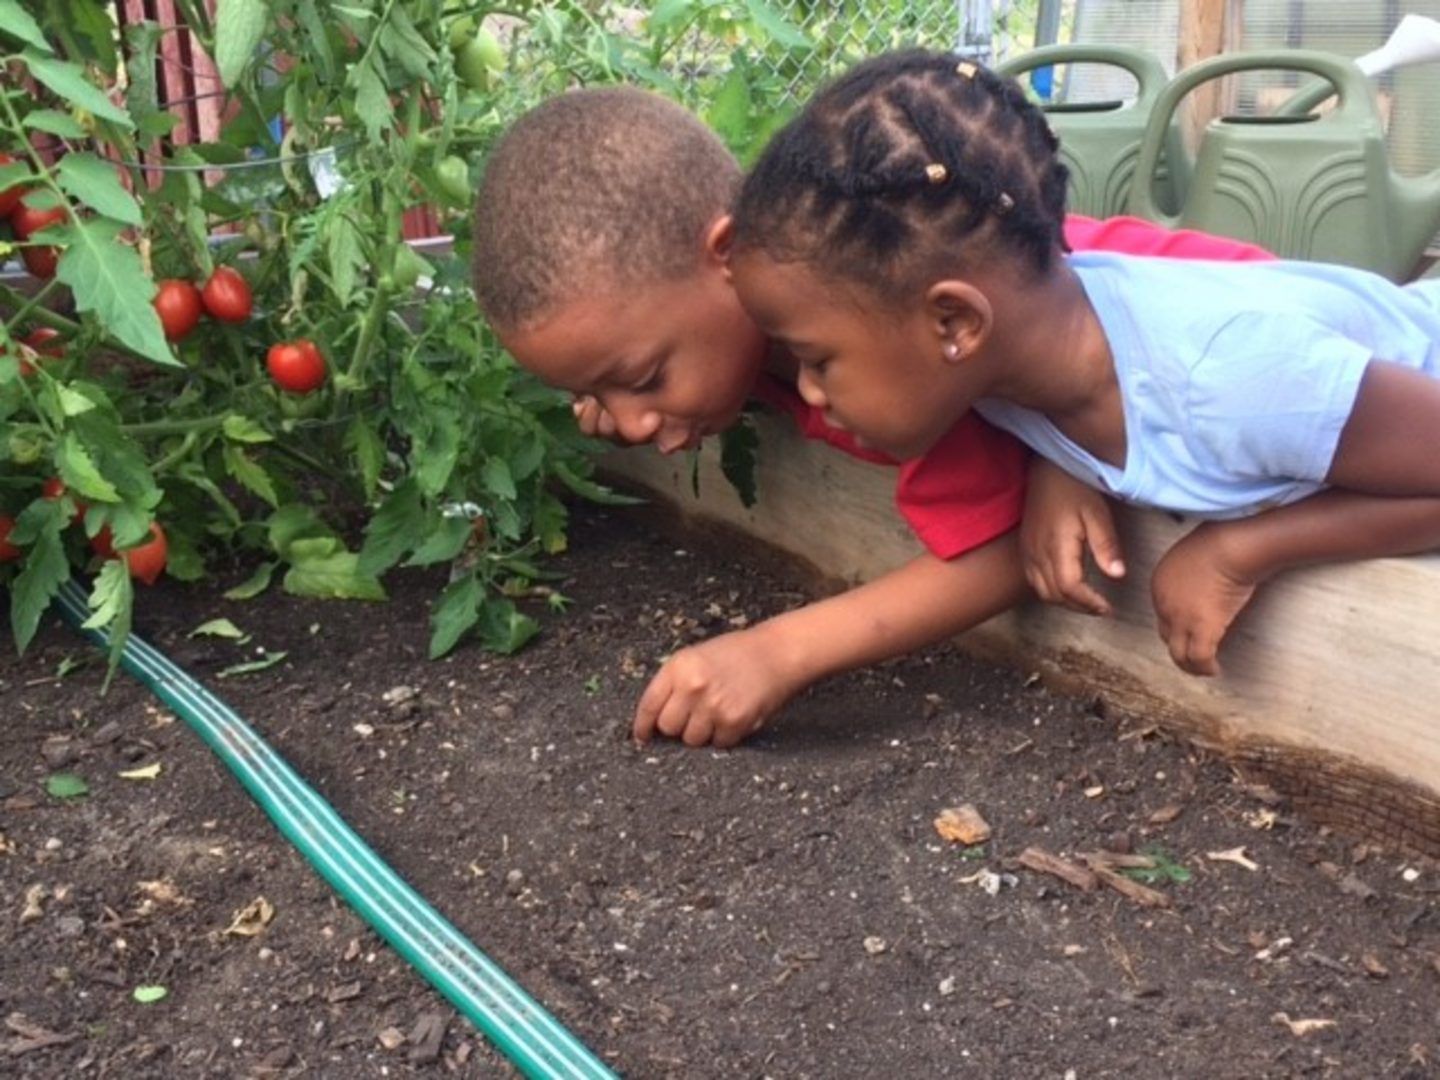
(471, 86), (1271, 748)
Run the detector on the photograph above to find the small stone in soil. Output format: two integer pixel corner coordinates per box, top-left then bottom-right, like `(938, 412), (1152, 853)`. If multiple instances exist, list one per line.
(407, 1012), (447, 1064)
(376, 1026), (405, 1051)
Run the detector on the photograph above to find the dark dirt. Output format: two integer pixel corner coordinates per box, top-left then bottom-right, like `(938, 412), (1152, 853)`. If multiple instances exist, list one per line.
(2, 501), (1439, 1078)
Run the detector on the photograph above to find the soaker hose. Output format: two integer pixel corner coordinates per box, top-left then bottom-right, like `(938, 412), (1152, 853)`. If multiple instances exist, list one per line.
(53, 581), (618, 1080)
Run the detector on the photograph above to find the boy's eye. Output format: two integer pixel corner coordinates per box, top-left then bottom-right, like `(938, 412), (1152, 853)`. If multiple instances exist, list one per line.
(631, 366), (665, 394)
(803, 357), (831, 377)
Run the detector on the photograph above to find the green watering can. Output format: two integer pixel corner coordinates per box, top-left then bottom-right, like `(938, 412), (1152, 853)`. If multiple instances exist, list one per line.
(1128, 50), (1440, 281)
(997, 44), (1189, 218)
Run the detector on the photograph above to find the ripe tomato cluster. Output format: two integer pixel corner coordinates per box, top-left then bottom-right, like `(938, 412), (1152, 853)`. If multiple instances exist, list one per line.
(0, 478), (171, 585)
(1, 152), (66, 279)
(267, 338), (327, 394)
(152, 266), (253, 341)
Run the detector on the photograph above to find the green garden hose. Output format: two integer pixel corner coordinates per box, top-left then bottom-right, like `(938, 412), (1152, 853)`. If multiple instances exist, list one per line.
(53, 581), (618, 1080)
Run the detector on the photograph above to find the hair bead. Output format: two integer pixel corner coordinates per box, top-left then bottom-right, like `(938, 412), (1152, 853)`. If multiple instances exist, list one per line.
(924, 163), (949, 184)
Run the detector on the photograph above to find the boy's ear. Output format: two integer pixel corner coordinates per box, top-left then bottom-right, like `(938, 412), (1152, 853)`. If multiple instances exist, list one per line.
(704, 214), (736, 276)
(926, 279), (992, 363)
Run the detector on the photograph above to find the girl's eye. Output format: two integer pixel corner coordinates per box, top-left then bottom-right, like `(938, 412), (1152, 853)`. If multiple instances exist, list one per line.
(806, 358), (831, 377)
(632, 367), (665, 394)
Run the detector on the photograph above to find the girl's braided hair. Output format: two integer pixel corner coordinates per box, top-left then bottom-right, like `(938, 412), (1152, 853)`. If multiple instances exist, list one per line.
(732, 49), (1070, 298)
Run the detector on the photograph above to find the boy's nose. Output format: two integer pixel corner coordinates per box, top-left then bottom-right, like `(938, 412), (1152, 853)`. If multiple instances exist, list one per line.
(606, 400), (663, 444)
(796, 366), (827, 409)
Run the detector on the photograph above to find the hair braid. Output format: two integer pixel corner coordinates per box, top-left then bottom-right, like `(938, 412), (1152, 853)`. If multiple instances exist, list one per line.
(732, 49), (1071, 300)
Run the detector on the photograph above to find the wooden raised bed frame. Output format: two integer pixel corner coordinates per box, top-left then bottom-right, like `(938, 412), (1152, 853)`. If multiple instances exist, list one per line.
(605, 412), (1440, 860)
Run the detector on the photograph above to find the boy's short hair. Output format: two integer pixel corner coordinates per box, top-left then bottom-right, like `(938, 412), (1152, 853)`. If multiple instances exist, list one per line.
(473, 86), (741, 329)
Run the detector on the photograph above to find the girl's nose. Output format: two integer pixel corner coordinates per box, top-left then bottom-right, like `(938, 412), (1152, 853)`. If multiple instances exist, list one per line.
(796, 365), (827, 409)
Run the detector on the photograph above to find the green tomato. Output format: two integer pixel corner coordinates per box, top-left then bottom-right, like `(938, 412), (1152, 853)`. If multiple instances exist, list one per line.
(447, 16), (475, 53)
(454, 28), (506, 92)
(392, 244), (434, 290)
(7, 432), (43, 465)
(434, 155), (470, 208)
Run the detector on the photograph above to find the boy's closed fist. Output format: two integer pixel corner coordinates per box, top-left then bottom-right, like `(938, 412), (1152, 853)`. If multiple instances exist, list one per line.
(632, 627), (800, 748)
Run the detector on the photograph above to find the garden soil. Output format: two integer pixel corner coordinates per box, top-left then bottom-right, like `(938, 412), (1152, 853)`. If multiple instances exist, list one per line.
(2, 501), (1438, 1079)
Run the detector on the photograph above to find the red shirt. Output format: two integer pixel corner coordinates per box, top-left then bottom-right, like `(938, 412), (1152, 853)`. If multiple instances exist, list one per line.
(755, 215), (1276, 560)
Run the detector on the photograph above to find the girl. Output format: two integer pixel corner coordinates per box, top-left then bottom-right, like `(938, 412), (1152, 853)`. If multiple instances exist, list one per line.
(727, 49), (1440, 674)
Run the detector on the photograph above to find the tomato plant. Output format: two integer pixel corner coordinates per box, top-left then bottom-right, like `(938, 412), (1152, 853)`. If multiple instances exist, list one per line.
(154, 280), (203, 341)
(200, 267), (252, 324)
(1, 0), (806, 672)
(267, 340), (326, 394)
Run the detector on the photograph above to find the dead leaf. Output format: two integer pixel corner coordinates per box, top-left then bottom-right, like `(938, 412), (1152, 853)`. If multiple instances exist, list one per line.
(19, 884), (46, 924)
(223, 896), (275, 937)
(1147, 804), (1184, 825)
(1245, 809), (1279, 830)
(1272, 1012), (1336, 1037)
(137, 880), (190, 907)
(118, 762), (162, 781)
(934, 804), (991, 845)
(1207, 846), (1259, 871)
(1362, 952), (1390, 978)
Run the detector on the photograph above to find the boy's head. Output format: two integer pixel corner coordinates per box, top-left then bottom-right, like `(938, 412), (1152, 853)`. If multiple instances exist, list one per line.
(726, 50), (1071, 461)
(474, 86), (767, 453)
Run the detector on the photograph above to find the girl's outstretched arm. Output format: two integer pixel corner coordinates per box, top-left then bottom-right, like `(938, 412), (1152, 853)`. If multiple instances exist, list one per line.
(632, 532), (1029, 747)
(1329, 361), (1440, 494)
(1152, 489), (1440, 675)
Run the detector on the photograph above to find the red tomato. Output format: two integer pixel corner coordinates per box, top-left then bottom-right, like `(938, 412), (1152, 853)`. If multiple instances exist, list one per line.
(5, 327), (59, 376)
(24, 328), (63, 357)
(119, 522), (167, 585)
(0, 514), (19, 562)
(41, 476), (86, 525)
(90, 525), (115, 559)
(267, 338), (327, 394)
(153, 279), (203, 341)
(20, 243), (59, 279)
(0, 153), (27, 218)
(10, 202), (66, 240)
(200, 266), (253, 323)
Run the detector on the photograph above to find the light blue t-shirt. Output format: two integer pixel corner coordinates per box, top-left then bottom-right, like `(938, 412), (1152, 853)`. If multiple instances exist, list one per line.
(975, 252), (1440, 520)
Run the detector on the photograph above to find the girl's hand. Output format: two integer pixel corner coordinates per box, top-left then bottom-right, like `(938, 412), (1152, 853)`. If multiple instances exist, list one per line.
(1151, 523), (1259, 676)
(1020, 459), (1125, 615)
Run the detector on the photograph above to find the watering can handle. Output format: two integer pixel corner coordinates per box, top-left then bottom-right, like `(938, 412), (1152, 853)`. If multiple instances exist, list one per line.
(995, 44), (1170, 111)
(1128, 50), (1376, 227)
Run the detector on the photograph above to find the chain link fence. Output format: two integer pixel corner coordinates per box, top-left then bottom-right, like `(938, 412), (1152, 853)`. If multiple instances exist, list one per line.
(722, 0), (1060, 102)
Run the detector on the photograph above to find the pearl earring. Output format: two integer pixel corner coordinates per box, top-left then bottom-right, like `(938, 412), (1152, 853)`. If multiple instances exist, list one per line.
(943, 342), (961, 361)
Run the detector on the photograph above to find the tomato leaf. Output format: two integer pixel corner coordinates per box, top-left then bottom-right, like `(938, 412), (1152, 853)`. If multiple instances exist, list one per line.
(223, 444), (279, 509)
(217, 650), (289, 678)
(719, 413), (760, 508)
(57, 218), (176, 367)
(357, 478), (426, 578)
(23, 52), (132, 126)
(283, 546), (387, 601)
(82, 559), (134, 675)
(222, 413), (273, 443)
(56, 153), (143, 226)
(57, 431), (121, 502)
(24, 109), (87, 139)
(552, 461), (643, 506)
(0, 0), (52, 53)
(190, 617), (246, 640)
(224, 561), (277, 601)
(213, 0), (270, 89)
(403, 516), (471, 567)
(345, 418), (384, 500)
(429, 575), (482, 659)
(9, 514), (69, 653)
(476, 596), (540, 655)
(480, 458), (517, 501)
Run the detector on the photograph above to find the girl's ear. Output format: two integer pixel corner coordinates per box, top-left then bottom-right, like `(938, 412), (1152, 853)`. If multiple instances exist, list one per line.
(926, 279), (993, 363)
(704, 214), (736, 278)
